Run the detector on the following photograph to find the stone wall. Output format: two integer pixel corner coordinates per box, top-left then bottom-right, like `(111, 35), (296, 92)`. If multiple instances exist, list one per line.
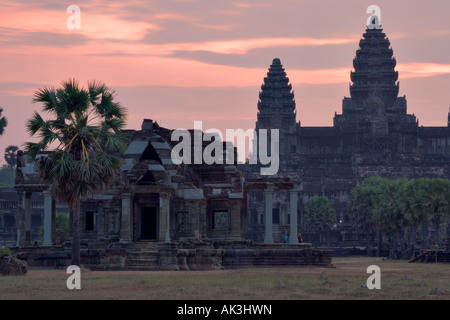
(12, 240), (334, 271)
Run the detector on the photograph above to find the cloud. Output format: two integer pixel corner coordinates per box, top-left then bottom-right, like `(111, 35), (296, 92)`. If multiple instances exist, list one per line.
(0, 43), (351, 88)
(75, 36), (358, 56)
(0, 28), (88, 47)
(397, 63), (450, 79)
(232, 2), (273, 9)
(172, 37), (356, 55)
(0, 3), (161, 42)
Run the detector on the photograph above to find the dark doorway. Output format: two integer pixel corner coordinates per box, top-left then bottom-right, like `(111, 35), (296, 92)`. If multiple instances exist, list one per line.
(141, 207), (157, 240)
(85, 211), (94, 231)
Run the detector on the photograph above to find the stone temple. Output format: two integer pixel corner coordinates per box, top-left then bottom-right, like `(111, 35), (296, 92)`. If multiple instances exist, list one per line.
(13, 119), (332, 270)
(244, 26), (450, 244)
(9, 23), (450, 268)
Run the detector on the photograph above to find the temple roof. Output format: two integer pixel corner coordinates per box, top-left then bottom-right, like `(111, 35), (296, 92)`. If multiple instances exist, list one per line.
(418, 126), (450, 137)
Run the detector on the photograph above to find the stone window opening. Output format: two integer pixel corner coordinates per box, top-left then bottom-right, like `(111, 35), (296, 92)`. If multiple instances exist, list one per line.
(85, 211), (96, 231)
(272, 208), (280, 224)
(212, 211), (229, 230)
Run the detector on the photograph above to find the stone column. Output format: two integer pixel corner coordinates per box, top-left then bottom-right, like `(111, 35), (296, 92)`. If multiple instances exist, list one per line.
(290, 189), (299, 244)
(42, 190), (54, 246)
(24, 192), (32, 245)
(198, 199), (207, 239)
(16, 191), (25, 247)
(51, 199), (56, 245)
(120, 193), (132, 243)
(229, 198), (241, 239)
(159, 192), (171, 243)
(264, 186), (274, 244)
(97, 205), (105, 238)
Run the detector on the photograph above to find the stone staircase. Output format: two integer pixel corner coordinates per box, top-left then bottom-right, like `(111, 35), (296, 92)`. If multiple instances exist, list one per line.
(125, 242), (159, 271)
(222, 246), (334, 269)
(409, 249), (450, 263)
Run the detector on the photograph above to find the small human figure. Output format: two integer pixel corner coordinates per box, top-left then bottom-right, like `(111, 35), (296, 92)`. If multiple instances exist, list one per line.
(297, 233), (303, 243)
(284, 232), (290, 244)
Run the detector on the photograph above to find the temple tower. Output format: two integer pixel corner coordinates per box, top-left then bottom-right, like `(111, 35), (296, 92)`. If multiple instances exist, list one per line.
(333, 26), (418, 152)
(334, 27), (417, 128)
(255, 58), (298, 156)
(350, 27), (399, 106)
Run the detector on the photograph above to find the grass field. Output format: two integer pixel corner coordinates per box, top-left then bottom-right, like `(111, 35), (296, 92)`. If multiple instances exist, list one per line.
(0, 257), (449, 300)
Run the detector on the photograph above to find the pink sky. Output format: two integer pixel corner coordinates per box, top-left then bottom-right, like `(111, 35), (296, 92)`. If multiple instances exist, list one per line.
(1, 0), (450, 164)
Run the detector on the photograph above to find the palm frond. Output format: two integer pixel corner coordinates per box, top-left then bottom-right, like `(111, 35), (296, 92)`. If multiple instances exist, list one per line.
(33, 86), (59, 114)
(26, 111), (46, 136)
(57, 78), (90, 115)
(87, 80), (107, 107)
(26, 78), (129, 211)
(103, 134), (128, 154)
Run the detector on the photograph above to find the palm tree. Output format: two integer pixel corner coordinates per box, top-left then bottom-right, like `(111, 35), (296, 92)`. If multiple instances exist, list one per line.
(0, 107), (7, 136)
(404, 178), (428, 257)
(407, 178), (450, 250)
(4, 145), (18, 186)
(347, 184), (377, 257)
(422, 178), (450, 247)
(359, 176), (391, 256)
(5, 145), (18, 167)
(25, 79), (128, 265)
(373, 179), (406, 259)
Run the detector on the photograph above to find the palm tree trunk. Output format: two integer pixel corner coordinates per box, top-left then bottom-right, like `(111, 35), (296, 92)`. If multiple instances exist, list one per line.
(409, 226), (417, 259)
(388, 233), (395, 259)
(421, 222), (428, 250)
(398, 228), (406, 259)
(71, 208), (81, 266)
(376, 228), (382, 257)
(366, 230), (371, 257)
(435, 223), (440, 248)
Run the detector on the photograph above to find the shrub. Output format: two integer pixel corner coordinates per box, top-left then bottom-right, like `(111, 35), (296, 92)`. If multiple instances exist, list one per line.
(0, 246), (15, 258)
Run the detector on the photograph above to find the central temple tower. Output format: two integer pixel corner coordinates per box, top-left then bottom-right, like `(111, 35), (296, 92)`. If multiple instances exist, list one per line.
(333, 27), (418, 152)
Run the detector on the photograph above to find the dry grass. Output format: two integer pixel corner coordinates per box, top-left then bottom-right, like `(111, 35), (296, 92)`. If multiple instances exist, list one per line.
(0, 257), (449, 300)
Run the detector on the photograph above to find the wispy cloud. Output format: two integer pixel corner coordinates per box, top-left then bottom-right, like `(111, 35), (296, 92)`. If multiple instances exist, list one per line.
(174, 37), (356, 55)
(232, 2), (273, 9)
(398, 63), (450, 78)
(75, 36), (357, 56)
(0, 4), (160, 41)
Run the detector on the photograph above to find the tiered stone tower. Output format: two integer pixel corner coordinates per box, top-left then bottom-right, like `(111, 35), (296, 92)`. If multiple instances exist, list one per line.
(255, 58), (298, 156)
(349, 27), (399, 105)
(333, 27), (418, 152)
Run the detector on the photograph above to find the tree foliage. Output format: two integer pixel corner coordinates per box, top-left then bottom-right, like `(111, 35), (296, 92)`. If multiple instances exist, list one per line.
(0, 107), (7, 136)
(26, 79), (128, 265)
(304, 196), (336, 232)
(4, 145), (18, 167)
(347, 176), (389, 256)
(347, 176), (450, 258)
(0, 164), (15, 188)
